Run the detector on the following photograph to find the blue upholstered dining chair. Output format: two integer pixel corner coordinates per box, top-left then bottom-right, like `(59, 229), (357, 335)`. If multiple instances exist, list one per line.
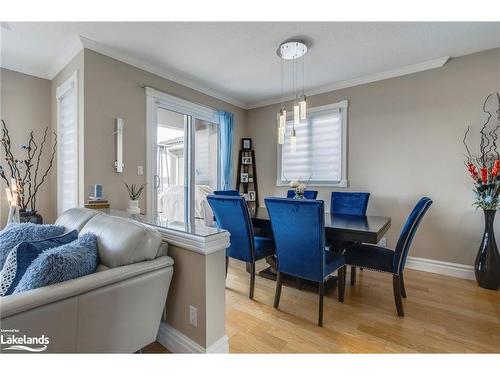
(264, 197), (347, 326)
(330, 192), (371, 284)
(330, 192), (370, 215)
(207, 195), (275, 299)
(344, 197), (433, 317)
(213, 190), (240, 196)
(287, 190), (319, 199)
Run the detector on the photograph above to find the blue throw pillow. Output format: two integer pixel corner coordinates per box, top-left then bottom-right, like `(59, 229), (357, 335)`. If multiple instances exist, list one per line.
(13, 233), (99, 294)
(0, 230), (78, 296)
(0, 223), (65, 269)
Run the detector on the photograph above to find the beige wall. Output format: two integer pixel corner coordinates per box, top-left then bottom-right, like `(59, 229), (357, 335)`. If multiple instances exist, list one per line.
(0, 68), (52, 225)
(246, 47), (500, 266)
(164, 245), (226, 348)
(83, 49), (247, 212)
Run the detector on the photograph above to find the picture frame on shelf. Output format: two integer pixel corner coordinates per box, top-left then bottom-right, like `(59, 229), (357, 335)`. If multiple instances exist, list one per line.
(242, 138), (252, 150)
(240, 173), (249, 183)
(242, 156), (252, 164)
(248, 191), (256, 202)
(248, 177), (254, 183)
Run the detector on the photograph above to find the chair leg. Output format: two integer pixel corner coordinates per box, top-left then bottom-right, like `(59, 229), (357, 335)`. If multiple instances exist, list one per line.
(350, 266), (356, 285)
(400, 272), (407, 298)
(338, 266), (346, 303)
(225, 257), (229, 280)
(249, 262), (256, 299)
(318, 281), (325, 326)
(273, 271), (283, 308)
(392, 274), (405, 317)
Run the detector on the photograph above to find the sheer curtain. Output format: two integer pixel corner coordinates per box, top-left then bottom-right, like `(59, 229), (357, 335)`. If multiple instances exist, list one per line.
(218, 110), (234, 190)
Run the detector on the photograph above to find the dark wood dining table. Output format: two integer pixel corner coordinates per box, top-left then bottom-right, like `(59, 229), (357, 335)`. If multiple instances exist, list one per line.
(249, 207), (392, 290)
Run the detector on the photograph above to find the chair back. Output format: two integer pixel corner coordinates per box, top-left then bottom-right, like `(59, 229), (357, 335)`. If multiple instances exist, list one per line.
(213, 190), (240, 196)
(265, 197), (325, 282)
(207, 195), (255, 262)
(393, 197), (433, 274)
(331, 192), (370, 215)
(286, 190), (319, 199)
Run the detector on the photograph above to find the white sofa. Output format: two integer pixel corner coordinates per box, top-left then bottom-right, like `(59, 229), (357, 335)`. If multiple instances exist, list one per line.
(0, 208), (174, 353)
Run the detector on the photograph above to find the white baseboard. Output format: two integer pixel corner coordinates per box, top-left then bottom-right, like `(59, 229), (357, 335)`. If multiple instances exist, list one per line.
(157, 322), (229, 353)
(405, 256), (475, 280)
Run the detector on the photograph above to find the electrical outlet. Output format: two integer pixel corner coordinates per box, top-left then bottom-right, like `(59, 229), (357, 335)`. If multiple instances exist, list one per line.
(189, 305), (198, 327)
(137, 166), (144, 176)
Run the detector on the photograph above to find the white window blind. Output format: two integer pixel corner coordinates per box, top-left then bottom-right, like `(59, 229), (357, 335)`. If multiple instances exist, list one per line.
(278, 102), (347, 186)
(57, 74), (78, 215)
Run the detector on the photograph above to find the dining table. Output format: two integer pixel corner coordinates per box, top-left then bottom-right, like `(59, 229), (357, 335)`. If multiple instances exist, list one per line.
(248, 206), (392, 291)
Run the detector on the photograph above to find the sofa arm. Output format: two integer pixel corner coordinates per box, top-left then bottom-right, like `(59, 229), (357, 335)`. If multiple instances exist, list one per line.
(0, 256), (174, 319)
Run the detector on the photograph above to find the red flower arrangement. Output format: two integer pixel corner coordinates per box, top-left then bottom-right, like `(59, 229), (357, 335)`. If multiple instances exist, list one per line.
(463, 93), (500, 210)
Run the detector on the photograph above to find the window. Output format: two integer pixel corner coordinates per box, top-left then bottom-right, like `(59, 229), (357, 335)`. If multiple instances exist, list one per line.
(146, 88), (220, 224)
(277, 101), (348, 187)
(56, 72), (79, 215)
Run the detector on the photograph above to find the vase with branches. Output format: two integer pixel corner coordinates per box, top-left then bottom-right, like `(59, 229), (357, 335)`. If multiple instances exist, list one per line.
(0, 120), (57, 224)
(463, 93), (500, 290)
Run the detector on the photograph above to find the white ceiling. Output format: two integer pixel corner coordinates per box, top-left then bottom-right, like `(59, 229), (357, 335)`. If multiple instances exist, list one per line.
(2, 22), (500, 108)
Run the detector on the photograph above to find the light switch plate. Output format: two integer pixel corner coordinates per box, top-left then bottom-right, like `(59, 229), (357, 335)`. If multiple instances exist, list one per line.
(137, 166), (143, 176)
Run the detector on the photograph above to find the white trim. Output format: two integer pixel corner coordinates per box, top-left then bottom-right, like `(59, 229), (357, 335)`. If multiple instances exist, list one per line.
(156, 226), (230, 255)
(79, 36), (246, 109)
(248, 56), (450, 109)
(56, 70), (80, 217)
(276, 100), (349, 187)
(157, 322), (229, 353)
(405, 256), (475, 280)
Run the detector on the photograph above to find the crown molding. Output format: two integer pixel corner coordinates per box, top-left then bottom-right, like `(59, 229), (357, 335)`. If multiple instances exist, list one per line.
(79, 36), (247, 109)
(247, 56), (450, 109)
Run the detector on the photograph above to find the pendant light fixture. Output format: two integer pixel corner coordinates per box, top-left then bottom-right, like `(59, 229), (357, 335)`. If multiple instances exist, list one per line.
(276, 39), (309, 150)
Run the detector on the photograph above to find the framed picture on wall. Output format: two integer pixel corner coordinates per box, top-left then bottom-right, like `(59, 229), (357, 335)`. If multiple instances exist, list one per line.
(240, 173), (249, 183)
(248, 191), (256, 201)
(242, 156), (252, 164)
(242, 138), (252, 150)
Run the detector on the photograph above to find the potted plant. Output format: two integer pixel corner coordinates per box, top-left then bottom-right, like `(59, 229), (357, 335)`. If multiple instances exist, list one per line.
(463, 93), (500, 290)
(0, 120), (57, 224)
(124, 182), (145, 214)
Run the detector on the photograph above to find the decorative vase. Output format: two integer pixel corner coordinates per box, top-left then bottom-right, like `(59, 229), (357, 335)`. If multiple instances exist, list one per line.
(19, 210), (43, 224)
(475, 209), (500, 290)
(293, 191), (305, 200)
(127, 200), (141, 214)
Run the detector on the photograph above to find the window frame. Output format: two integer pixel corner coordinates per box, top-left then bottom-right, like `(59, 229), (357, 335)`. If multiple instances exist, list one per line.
(276, 100), (349, 188)
(145, 88), (220, 223)
(56, 70), (81, 216)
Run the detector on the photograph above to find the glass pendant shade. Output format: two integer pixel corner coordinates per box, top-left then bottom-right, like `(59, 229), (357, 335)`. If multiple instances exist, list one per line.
(279, 108), (286, 127)
(277, 108), (286, 145)
(293, 103), (300, 126)
(299, 95), (307, 120)
(291, 128), (297, 152)
(278, 125), (285, 145)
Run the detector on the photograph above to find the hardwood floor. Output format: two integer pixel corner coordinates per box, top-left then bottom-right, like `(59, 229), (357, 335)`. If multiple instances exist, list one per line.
(226, 259), (500, 353)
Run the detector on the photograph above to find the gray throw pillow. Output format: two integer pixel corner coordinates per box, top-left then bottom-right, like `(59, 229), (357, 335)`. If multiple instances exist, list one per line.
(0, 223), (65, 269)
(14, 233), (99, 294)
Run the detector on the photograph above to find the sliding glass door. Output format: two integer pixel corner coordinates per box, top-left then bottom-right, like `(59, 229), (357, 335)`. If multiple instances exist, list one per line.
(146, 88), (219, 225)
